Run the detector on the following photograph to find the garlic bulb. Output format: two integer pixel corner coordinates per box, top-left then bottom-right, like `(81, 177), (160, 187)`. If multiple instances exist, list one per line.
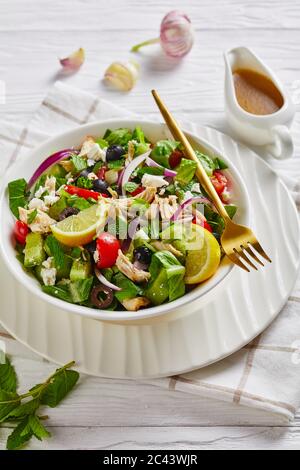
(131, 10), (194, 58)
(104, 60), (139, 91)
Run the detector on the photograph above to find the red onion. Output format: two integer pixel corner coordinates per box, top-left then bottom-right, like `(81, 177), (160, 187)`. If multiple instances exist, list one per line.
(171, 196), (211, 221)
(95, 268), (122, 292)
(145, 157), (177, 178)
(28, 149), (78, 189)
(121, 150), (151, 195)
(131, 10), (194, 59)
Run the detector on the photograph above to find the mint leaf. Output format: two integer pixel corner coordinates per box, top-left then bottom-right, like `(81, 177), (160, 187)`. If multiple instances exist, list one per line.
(71, 154), (87, 173)
(0, 390), (20, 422)
(27, 209), (38, 225)
(107, 159), (125, 170)
(45, 235), (65, 272)
(6, 416), (33, 450)
(7, 398), (40, 419)
(40, 369), (79, 408)
(0, 356), (17, 393)
(8, 179), (28, 219)
(28, 415), (51, 441)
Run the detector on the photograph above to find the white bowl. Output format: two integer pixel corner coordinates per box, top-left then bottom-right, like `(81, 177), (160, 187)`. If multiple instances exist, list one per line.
(0, 119), (250, 322)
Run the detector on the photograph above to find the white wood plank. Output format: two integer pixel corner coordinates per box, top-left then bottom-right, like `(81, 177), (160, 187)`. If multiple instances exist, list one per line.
(0, 0), (299, 31)
(1, 425), (300, 450)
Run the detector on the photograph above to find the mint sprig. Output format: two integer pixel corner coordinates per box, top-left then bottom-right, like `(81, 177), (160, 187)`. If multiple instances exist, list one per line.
(0, 353), (79, 450)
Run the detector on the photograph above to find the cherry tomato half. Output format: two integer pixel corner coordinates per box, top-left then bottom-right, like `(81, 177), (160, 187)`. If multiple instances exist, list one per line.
(169, 149), (183, 169)
(97, 166), (107, 180)
(14, 220), (29, 245)
(192, 217), (213, 233)
(211, 170), (227, 196)
(96, 233), (121, 269)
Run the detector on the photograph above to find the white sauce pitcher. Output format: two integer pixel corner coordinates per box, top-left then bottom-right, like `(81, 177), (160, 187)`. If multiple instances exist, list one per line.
(224, 46), (295, 160)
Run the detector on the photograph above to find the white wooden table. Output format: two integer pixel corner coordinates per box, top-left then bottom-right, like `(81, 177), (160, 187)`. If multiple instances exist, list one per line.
(1, 0), (300, 450)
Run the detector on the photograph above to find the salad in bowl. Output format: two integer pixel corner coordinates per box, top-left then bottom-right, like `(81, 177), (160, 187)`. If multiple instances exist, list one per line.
(1, 121), (249, 320)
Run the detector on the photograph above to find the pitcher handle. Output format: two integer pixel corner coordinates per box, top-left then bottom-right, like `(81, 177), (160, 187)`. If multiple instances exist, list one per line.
(267, 125), (294, 160)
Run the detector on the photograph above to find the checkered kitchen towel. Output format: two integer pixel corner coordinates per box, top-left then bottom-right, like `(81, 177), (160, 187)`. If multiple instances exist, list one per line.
(0, 82), (300, 420)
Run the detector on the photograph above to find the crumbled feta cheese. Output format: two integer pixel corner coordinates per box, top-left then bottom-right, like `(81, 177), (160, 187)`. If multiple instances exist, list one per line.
(41, 257), (57, 286)
(191, 182), (201, 193)
(45, 176), (56, 195)
(35, 186), (47, 199)
(44, 194), (60, 207)
(28, 198), (48, 212)
(222, 188), (231, 202)
(87, 143), (106, 163)
(93, 250), (99, 264)
(141, 174), (169, 188)
(42, 257), (54, 270)
(87, 172), (98, 180)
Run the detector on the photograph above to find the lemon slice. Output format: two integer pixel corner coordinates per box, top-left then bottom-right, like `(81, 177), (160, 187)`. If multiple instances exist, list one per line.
(51, 203), (108, 247)
(184, 225), (221, 284)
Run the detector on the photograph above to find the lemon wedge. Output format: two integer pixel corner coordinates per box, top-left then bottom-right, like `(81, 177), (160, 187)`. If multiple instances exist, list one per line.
(184, 225), (221, 284)
(51, 203), (108, 247)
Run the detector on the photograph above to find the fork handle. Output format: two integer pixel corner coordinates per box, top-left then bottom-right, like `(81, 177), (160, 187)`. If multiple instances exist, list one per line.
(151, 90), (231, 223)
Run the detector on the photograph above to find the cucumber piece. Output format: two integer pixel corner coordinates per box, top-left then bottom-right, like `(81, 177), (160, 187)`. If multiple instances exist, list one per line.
(48, 197), (68, 221)
(48, 164), (67, 178)
(56, 255), (73, 280)
(145, 269), (169, 306)
(70, 258), (91, 282)
(24, 233), (46, 268)
(69, 277), (93, 303)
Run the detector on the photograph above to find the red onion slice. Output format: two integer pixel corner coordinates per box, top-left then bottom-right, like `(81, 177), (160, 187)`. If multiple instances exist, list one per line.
(171, 196), (211, 221)
(145, 157), (177, 178)
(28, 149), (78, 189)
(95, 268), (122, 291)
(121, 150), (151, 195)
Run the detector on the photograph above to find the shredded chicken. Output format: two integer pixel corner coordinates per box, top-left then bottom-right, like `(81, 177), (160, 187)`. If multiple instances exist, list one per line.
(122, 297), (151, 311)
(133, 186), (157, 203)
(116, 250), (151, 283)
(19, 208), (56, 234)
(156, 195), (178, 220)
(151, 241), (182, 258)
(78, 136), (96, 156)
(126, 140), (136, 166)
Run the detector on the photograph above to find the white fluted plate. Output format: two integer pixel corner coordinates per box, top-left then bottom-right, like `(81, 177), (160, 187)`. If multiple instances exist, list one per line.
(0, 125), (299, 378)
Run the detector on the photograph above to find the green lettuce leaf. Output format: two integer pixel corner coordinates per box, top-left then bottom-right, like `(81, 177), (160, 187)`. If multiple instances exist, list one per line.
(175, 158), (197, 185)
(151, 140), (179, 168)
(8, 179), (28, 219)
(114, 272), (142, 302)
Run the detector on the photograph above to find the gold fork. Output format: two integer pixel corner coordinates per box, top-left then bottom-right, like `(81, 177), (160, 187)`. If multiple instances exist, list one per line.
(152, 89), (271, 272)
